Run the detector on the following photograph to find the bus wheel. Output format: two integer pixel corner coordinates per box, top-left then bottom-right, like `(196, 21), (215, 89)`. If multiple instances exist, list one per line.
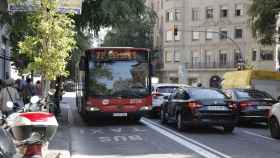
(81, 113), (90, 122)
(131, 116), (141, 123)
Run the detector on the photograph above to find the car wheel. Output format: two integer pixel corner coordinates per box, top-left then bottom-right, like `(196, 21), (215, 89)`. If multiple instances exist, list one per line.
(223, 125), (235, 133)
(269, 116), (280, 139)
(160, 107), (167, 124)
(176, 113), (185, 131)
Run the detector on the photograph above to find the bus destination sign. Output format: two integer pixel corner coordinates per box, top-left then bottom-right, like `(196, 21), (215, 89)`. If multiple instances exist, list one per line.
(95, 50), (137, 61)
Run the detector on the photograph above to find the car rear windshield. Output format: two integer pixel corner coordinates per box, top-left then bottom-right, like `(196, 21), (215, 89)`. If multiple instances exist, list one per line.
(157, 86), (178, 93)
(235, 90), (274, 100)
(188, 88), (227, 100)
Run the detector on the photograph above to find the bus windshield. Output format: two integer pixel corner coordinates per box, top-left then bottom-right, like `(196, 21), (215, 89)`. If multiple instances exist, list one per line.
(87, 51), (150, 98)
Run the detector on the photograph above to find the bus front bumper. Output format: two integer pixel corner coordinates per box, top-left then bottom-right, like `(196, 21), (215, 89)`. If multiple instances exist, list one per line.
(84, 106), (152, 118)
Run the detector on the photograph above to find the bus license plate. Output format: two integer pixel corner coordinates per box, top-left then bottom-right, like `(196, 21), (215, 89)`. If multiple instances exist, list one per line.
(113, 113), (128, 117)
(257, 106), (271, 110)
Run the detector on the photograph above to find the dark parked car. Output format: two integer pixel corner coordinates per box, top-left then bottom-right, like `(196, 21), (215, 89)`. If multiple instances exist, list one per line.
(223, 88), (277, 123)
(160, 87), (238, 133)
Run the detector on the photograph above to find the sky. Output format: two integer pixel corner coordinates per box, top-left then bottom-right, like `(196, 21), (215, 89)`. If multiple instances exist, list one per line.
(92, 28), (110, 47)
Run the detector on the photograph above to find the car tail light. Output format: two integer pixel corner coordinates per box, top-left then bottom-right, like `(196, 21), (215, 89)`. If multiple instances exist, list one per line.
(186, 101), (202, 110)
(152, 92), (163, 99)
(152, 92), (162, 97)
(24, 144), (42, 157)
(239, 101), (256, 109)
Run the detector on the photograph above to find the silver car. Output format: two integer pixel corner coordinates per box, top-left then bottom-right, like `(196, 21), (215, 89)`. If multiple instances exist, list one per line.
(151, 83), (190, 116)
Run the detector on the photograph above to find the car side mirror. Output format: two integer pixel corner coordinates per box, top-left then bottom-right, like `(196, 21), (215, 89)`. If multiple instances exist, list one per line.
(163, 96), (169, 100)
(277, 96), (280, 102)
(183, 92), (190, 100)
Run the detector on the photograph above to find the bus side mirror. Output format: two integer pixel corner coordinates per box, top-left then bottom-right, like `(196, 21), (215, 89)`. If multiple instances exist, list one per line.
(79, 56), (86, 71)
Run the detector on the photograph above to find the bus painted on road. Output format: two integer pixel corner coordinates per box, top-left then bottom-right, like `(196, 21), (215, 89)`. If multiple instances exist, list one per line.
(76, 47), (152, 122)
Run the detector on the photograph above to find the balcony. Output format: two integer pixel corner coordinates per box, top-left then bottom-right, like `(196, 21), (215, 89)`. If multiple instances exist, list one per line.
(186, 62), (238, 69)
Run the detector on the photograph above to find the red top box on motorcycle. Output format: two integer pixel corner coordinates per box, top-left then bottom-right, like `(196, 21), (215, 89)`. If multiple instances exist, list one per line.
(6, 112), (58, 142)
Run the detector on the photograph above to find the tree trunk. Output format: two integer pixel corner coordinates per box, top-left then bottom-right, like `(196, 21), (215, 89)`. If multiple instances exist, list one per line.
(42, 75), (50, 98)
(0, 0), (8, 13)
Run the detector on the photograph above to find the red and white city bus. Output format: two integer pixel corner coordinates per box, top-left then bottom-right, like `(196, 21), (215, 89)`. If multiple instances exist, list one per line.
(76, 47), (152, 122)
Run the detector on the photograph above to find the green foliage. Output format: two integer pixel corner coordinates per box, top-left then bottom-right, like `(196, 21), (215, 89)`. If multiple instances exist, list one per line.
(66, 29), (92, 79)
(74, 0), (147, 34)
(248, 0), (280, 45)
(102, 7), (156, 48)
(2, 0), (151, 78)
(18, 0), (76, 80)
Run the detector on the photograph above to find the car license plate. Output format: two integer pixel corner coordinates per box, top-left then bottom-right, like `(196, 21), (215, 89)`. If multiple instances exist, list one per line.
(207, 106), (227, 111)
(113, 113), (128, 117)
(257, 106), (271, 110)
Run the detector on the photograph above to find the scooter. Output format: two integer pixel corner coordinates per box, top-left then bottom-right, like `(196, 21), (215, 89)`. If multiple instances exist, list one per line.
(0, 112), (16, 158)
(0, 96), (59, 158)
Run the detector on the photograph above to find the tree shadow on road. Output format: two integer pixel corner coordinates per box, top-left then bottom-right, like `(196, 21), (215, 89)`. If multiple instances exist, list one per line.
(161, 122), (229, 135)
(84, 117), (144, 127)
(236, 122), (268, 129)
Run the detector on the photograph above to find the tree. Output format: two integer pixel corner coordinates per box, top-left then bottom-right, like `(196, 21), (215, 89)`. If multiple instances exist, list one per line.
(16, 0), (76, 96)
(2, 0), (149, 77)
(74, 0), (147, 33)
(102, 8), (156, 48)
(248, 0), (280, 45)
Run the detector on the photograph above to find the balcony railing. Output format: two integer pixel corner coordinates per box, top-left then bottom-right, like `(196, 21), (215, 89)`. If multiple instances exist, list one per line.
(186, 62), (238, 69)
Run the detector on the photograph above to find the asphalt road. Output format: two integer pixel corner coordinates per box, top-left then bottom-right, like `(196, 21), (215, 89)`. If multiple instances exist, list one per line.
(47, 93), (280, 158)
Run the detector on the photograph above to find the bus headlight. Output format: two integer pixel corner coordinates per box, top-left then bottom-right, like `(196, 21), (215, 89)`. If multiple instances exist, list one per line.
(140, 106), (152, 111)
(86, 107), (100, 112)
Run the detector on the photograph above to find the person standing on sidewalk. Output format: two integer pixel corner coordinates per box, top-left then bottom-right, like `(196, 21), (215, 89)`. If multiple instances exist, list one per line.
(0, 79), (22, 115)
(35, 80), (43, 97)
(0, 79), (4, 91)
(22, 78), (35, 104)
(54, 77), (64, 115)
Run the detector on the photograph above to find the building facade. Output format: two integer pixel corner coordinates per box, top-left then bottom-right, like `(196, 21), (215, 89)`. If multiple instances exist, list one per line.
(147, 0), (274, 87)
(0, 23), (11, 80)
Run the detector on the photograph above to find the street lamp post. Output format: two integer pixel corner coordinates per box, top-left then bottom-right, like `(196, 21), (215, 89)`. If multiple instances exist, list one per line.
(1, 45), (5, 79)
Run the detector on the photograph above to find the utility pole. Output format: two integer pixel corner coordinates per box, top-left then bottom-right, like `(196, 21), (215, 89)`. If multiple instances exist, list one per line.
(1, 36), (7, 79)
(276, 12), (280, 72)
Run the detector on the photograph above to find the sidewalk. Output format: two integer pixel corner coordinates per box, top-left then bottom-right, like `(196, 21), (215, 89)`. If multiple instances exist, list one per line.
(46, 93), (74, 158)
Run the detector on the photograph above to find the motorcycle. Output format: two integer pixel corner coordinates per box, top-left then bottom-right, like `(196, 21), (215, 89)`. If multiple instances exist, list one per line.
(0, 96), (59, 158)
(0, 111), (16, 158)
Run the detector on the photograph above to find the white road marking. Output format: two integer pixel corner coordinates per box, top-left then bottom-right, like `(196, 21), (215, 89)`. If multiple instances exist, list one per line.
(132, 127), (147, 132)
(71, 153), (193, 158)
(110, 127), (123, 133)
(141, 119), (225, 158)
(142, 118), (232, 158)
(67, 104), (74, 125)
(79, 129), (85, 135)
(242, 130), (275, 141)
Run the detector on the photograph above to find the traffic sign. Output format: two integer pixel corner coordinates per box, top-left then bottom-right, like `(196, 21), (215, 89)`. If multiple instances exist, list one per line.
(8, 0), (82, 14)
